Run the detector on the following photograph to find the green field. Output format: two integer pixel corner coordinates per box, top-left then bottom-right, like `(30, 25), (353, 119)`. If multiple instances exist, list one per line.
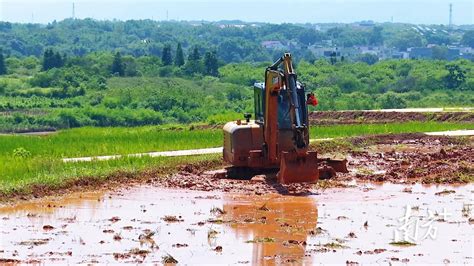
(311, 121), (474, 139)
(0, 125), (221, 157)
(1, 121), (473, 197)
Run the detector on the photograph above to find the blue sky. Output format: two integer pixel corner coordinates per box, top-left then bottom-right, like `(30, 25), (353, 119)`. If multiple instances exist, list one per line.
(0, 0), (472, 25)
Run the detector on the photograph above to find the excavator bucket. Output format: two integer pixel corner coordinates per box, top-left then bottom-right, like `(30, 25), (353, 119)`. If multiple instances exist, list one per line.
(277, 151), (319, 184)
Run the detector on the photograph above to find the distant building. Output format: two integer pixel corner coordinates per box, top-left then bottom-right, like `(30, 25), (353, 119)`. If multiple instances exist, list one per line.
(323, 50), (341, 57)
(321, 40), (333, 46)
(356, 46), (380, 56)
(408, 47), (433, 59)
(219, 24), (246, 29)
(460, 53), (474, 60)
(446, 48), (461, 60)
(261, 41), (286, 50)
(358, 20), (375, 27)
(408, 46), (462, 60)
(459, 47), (473, 54)
(392, 52), (409, 59)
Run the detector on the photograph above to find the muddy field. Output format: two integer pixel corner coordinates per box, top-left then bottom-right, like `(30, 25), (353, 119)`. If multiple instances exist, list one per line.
(0, 133), (473, 264)
(0, 183), (472, 264)
(152, 134), (473, 195)
(309, 111), (474, 125)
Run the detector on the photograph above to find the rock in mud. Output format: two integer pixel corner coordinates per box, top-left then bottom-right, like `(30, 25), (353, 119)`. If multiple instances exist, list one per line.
(108, 216), (121, 223)
(42, 225), (54, 231)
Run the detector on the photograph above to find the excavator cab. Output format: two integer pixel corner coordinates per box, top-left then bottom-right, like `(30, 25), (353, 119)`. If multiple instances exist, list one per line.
(223, 53), (347, 184)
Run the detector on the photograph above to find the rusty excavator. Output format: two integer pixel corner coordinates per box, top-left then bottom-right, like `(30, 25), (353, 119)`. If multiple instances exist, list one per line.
(223, 53), (347, 184)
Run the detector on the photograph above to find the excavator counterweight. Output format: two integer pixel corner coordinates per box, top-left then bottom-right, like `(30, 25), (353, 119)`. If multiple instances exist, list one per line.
(223, 53), (347, 184)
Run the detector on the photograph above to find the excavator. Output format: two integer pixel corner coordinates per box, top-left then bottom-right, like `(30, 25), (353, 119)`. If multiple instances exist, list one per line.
(223, 53), (347, 184)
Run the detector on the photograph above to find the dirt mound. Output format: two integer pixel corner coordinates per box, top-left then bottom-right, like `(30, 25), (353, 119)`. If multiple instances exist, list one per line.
(349, 133), (467, 146)
(309, 111), (474, 125)
(338, 144), (473, 184)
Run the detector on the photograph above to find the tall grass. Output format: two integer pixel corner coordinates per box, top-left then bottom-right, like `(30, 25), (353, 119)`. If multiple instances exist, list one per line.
(0, 125), (222, 195)
(0, 125), (221, 158)
(0, 154), (220, 195)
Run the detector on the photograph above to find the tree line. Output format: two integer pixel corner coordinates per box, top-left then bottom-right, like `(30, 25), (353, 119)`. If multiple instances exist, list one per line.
(103, 43), (219, 77)
(1, 19), (472, 64)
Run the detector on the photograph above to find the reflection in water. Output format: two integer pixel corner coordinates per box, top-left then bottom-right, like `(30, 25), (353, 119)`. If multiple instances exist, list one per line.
(0, 184), (472, 264)
(223, 194), (317, 264)
(0, 191), (103, 214)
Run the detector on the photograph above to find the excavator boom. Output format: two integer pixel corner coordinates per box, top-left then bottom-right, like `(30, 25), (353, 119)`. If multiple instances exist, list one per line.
(267, 53), (318, 183)
(222, 53), (348, 184)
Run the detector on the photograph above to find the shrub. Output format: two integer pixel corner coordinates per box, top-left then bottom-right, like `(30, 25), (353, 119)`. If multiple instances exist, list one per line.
(377, 92), (407, 109)
(13, 147), (31, 158)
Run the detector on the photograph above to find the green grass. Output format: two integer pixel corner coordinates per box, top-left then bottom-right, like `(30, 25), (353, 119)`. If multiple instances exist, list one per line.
(0, 121), (472, 198)
(0, 153), (220, 197)
(0, 125), (221, 158)
(310, 121), (474, 139)
(389, 240), (417, 246)
(0, 125), (222, 196)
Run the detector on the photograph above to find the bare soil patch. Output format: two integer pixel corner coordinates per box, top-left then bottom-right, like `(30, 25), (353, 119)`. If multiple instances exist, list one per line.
(151, 134), (473, 193)
(309, 111), (474, 125)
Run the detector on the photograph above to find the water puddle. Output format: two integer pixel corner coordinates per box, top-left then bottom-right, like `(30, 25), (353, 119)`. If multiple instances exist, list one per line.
(0, 183), (472, 264)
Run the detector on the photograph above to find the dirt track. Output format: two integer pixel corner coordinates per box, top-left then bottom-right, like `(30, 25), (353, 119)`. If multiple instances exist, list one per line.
(309, 111), (474, 125)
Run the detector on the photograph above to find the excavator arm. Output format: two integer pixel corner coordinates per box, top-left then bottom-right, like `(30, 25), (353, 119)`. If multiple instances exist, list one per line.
(264, 53), (319, 183)
(266, 54), (308, 150)
(222, 52), (347, 184)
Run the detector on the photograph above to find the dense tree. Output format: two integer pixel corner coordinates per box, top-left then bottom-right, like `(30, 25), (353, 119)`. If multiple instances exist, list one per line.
(388, 31), (423, 51)
(377, 92), (407, 109)
(356, 53), (379, 65)
(444, 64), (466, 89)
(111, 52), (124, 76)
(297, 28), (323, 45)
(315, 87), (341, 111)
(175, 43), (185, 67)
(461, 30), (474, 48)
(426, 32), (451, 46)
(161, 44), (173, 66)
(432, 46), (448, 60)
(1, 54), (474, 131)
(0, 50), (6, 75)
(204, 50), (219, 76)
(42, 49), (64, 71)
(329, 52), (337, 65)
(122, 56), (138, 77)
(42, 49), (53, 70)
(188, 46), (200, 61)
(369, 26), (383, 46)
(184, 46), (203, 74)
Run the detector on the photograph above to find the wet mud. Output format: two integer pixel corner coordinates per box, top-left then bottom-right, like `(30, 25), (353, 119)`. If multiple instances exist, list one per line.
(337, 134), (473, 184)
(0, 134), (472, 264)
(0, 183), (472, 264)
(151, 134), (473, 194)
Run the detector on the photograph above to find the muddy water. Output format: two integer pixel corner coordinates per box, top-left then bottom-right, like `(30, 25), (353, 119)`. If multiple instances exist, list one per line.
(0, 184), (472, 264)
